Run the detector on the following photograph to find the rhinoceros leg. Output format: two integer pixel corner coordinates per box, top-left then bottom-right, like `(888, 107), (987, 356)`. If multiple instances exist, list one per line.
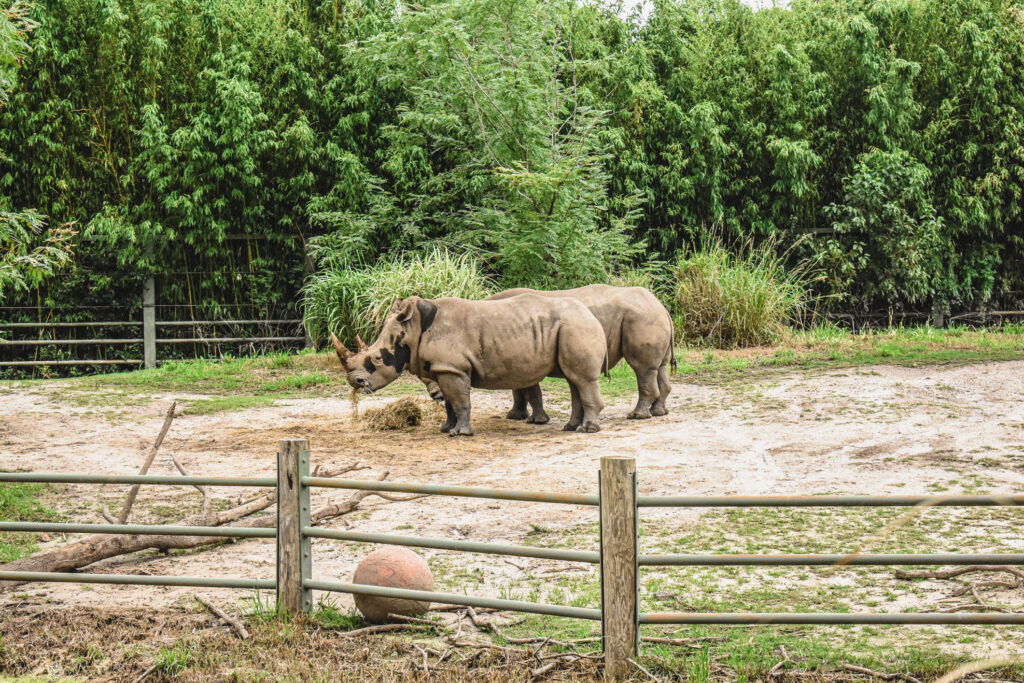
(436, 373), (474, 436)
(651, 361), (671, 417)
(627, 367), (658, 420)
(506, 389), (530, 420)
(440, 399), (457, 433)
(524, 385), (550, 424)
(572, 380), (604, 433)
(562, 383), (583, 431)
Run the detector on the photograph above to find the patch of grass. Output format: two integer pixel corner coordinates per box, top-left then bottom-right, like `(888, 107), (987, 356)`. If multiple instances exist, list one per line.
(259, 372), (332, 393)
(674, 237), (814, 348)
(154, 639), (193, 676)
(673, 322), (1024, 383)
(183, 395), (276, 415)
(246, 592), (285, 623)
(310, 597), (364, 631)
(0, 481), (54, 562)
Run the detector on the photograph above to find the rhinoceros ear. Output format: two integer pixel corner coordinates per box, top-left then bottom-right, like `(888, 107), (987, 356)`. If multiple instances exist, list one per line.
(329, 333), (352, 363)
(395, 297), (418, 323)
(355, 334), (367, 352)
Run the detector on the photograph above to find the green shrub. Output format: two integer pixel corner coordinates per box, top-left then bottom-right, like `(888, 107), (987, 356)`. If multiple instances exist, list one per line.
(673, 239), (812, 347)
(607, 263), (673, 308)
(302, 249), (493, 347)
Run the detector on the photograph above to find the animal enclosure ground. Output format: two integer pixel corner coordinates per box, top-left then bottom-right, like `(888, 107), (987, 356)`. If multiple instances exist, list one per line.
(1, 331), (1023, 681)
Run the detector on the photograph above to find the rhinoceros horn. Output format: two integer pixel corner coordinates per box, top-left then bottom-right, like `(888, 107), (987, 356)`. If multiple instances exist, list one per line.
(355, 334), (367, 352)
(329, 333), (352, 362)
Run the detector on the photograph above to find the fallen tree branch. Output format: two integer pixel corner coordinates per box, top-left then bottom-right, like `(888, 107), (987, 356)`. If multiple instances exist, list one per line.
(0, 469), (393, 589)
(102, 402), (177, 524)
(196, 595), (249, 640)
(894, 566), (1024, 582)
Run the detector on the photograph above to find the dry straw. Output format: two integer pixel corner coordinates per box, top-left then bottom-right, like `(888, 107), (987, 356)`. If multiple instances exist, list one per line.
(360, 397), (444, 431)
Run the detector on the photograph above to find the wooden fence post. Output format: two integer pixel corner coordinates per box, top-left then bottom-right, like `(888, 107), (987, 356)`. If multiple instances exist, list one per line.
(600, 456), (638, 679)
(277, 438), (312, 617)
(142, 276), (156, 369)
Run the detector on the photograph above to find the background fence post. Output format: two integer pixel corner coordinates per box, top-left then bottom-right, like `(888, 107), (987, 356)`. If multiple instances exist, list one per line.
(277, 438), (312, 617)
(600, 456), (638, 678)
(142, 276), (156, 369)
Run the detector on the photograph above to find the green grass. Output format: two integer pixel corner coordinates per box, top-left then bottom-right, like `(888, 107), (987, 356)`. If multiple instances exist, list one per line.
(674, 237), (814, 348)
(0, 481), (54, 562)
(154, 639), (194, 676)
(673, 322), (1024, 384)
(309, 599), (365, 631)
(183, 395), (277, 415)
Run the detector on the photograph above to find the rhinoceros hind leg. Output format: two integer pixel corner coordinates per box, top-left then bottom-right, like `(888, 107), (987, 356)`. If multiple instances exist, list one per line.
(506, 388), (530, 420)
(650, 361), (671, 416)
(627, 367), (658, 419)
(562, 383), (583, 431)
(437, 373), (474, 436)
(524, 385), (550, 424)
(568, 379), (604, 434)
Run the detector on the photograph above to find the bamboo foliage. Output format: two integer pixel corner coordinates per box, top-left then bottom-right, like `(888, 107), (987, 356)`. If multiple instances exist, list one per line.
(0, 0), (1022, 320)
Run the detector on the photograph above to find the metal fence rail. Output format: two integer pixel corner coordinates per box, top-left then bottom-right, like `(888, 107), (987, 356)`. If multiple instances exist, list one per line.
(303, 527), (598, 563)
(0, 521), (275, 538)
(302, 476), (599, 506)
(304, 579), (602, 621)
(635, 486), (1024, 644)
(638, 552), (1024, 566)
(639, 612), (1024, 625)
(2, 442), (1022, 680)
(0, 571), (273, 590)
(0, 472), (276, 487)
(637, 494), (1024, 507)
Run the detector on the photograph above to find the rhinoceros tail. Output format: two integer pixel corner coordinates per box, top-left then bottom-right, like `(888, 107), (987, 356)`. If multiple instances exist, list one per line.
(669, 326), (678, 374)
(603, 353), (610, 379)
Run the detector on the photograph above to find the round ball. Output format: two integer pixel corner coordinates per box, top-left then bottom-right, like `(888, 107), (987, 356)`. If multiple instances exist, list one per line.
(352, 546), (434, 623)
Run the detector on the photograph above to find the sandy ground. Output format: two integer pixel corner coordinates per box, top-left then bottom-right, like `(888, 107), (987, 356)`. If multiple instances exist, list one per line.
(2, 361), (1023, 616)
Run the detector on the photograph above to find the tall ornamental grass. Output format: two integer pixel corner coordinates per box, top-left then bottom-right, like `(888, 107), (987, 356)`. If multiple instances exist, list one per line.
(674, 240), (813, 347)
(302, 249), (492, 348)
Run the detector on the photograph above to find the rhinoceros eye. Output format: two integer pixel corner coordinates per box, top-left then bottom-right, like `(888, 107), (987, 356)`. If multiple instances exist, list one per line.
(363, 357), (375, 374)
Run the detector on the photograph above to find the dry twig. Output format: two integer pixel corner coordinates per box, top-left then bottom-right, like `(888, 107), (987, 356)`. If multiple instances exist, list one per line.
(196, 595), (249, 640)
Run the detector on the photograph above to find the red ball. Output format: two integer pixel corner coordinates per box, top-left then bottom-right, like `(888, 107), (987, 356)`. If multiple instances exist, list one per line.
(352, 546), (434, 623)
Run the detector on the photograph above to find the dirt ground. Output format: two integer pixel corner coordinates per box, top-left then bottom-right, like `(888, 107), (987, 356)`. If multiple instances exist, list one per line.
(2, 360), (1023, 619)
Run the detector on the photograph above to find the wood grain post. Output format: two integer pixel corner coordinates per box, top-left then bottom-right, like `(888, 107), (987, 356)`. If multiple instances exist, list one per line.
(142, 276), (156, 369)
(277, 438), (312, 617)
(600, 456), (638, 679)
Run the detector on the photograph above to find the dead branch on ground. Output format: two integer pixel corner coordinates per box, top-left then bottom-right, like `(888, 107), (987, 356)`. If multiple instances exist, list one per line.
(894, 565), (1024, 614)
(102, 402), (178, 524)
(0, 465), (411, 590)
(196, 595), (249, 640)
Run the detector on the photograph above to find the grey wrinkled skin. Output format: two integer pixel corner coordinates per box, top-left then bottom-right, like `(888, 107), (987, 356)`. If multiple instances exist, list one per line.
(427, 285), (674, 422)
(331, 295), (607, 436)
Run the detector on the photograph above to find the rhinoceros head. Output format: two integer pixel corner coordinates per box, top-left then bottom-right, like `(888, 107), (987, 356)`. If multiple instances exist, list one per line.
(330, 296), (437, 394)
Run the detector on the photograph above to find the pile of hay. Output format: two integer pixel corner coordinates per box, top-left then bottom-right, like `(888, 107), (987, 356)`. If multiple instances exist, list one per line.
(360, 397), (445, 431)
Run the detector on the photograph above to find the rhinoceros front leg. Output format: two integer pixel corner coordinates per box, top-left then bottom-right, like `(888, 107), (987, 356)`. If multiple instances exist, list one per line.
(440, 399), (457, 433)
(436, 373), (474, 436)
(423, 379), (445, 403)
(524, 385), (550, 424)
(506, 389), (530, 420)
